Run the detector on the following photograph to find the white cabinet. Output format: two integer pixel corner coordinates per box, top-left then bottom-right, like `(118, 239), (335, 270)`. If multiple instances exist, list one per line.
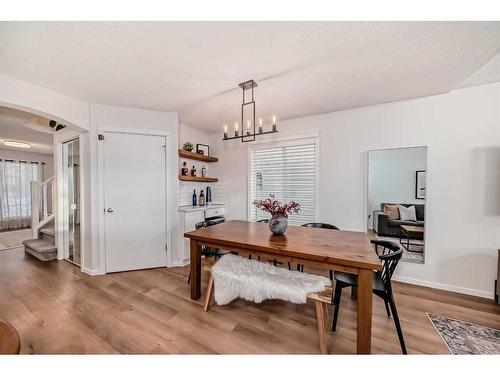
(205, 207), (225, 218)
(181, 210), (204, 261)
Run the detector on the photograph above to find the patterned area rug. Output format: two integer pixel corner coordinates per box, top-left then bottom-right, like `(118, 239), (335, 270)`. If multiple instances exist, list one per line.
(375, 235), (424, 264)
(427, 313), (500, 354)
(0, 228), (31, 250)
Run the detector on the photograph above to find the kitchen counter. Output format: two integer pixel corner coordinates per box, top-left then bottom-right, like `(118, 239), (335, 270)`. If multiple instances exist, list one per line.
(178, 203), (226, 212)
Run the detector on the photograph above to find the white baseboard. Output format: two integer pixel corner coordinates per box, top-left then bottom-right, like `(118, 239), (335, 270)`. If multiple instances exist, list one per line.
(81, 266), (106, 276)
(168, 260), (187, 268)
(392, 275), (494, 300)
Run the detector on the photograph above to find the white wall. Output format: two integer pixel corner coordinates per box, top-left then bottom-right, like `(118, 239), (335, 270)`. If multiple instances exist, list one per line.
(0, 148), (54, 180)
(211, 82), (500, 299)
(368, 147), (427, 226)
(179, 122), (212, 148)
(87, 104), (179, 273)
(0, 73), (186, 274)
(0, 73), (89, 131)
(178, 122), (219, 183)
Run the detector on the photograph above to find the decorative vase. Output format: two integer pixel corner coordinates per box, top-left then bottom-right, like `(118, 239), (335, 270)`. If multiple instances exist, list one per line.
(269, 214), (288, 234)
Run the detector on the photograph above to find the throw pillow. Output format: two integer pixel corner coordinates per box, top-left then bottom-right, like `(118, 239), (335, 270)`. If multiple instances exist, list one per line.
(399, 205), (417, 221)
(383, 204), (400, 220)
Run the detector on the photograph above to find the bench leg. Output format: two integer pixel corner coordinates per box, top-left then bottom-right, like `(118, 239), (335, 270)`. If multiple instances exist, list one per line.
(203, 275), (214, 312)
(314, 300), (328, 354)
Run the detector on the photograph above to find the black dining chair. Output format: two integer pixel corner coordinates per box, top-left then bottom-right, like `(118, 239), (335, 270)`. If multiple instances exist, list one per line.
(294, 223), (340, 278)
(331, 239), (407, 354)
(187, 219), (228, 284)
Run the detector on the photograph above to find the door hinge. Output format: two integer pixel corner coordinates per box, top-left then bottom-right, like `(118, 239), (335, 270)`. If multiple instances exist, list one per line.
(98, 134), (104, 141)
(165, 244), (168, 251)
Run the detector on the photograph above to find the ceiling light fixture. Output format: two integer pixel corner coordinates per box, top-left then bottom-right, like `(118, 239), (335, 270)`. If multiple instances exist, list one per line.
(3, 140), (31, 149)
(223, 79), (277, 142)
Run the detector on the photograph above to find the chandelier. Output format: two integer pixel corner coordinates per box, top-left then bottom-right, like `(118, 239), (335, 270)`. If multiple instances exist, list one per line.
(223, 79), (277, 142)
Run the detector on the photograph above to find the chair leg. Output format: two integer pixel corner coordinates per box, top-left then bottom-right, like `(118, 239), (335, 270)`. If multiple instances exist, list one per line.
(288, 262), (292, 270)
(329, 270), (333, 280)
(331, 283), (343, 331)
(314, 300), (328, 354)
(187, 271), (191, 284)
(387, 293), (407, 354)
(350, 286), (357, 300)
(384, 299), (391, 317)
(203, 274), (214, 312)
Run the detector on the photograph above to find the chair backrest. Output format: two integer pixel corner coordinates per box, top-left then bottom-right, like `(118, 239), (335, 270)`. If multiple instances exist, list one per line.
(195, 219), (222, 230)
(370, 240), (403, 291)
(257, 219), (269, 223)
(301, 222), (339, 230)
(195, 219), (224, 256)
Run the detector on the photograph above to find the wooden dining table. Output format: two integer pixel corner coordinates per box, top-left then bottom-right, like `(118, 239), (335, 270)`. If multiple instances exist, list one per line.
(184, 220), (382, 354)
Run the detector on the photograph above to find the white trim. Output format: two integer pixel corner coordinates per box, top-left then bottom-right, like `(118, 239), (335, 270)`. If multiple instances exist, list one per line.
(246, 132), (320, 222)
(81, 266), (106, 276)
(392, 275), (494, 300)
(365, 145), (429, 264)
(53, 129), (85, 270)
(170, 260), (189, 268)
(98, 126), (170, 137)
(96, 126), (173, 273)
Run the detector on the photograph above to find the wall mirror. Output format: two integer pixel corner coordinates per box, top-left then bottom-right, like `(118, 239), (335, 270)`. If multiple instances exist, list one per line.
(368, 146), (427, 264)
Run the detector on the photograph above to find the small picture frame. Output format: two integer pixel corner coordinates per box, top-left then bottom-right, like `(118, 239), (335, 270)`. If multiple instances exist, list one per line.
(196, 144), (209, 156)
(415, 170), (426, 199)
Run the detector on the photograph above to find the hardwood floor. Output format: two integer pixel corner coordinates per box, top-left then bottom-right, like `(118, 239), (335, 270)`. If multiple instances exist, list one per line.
(1, 247), (499, 354)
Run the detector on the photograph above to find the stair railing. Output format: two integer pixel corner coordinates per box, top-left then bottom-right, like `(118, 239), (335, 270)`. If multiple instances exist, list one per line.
(31, 176), (55, 238)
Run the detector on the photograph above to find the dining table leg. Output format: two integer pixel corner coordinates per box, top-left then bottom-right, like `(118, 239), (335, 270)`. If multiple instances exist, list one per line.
(356, 269), (373, 354)
(190, 239), (202, 300)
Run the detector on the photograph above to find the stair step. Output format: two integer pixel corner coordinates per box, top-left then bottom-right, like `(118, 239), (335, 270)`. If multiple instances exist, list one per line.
(22, 239), (57, 261)
(40, 227), (55, 237)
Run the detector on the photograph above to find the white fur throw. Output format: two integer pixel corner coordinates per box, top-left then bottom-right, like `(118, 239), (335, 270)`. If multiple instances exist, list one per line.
(211, 253), (331, 305)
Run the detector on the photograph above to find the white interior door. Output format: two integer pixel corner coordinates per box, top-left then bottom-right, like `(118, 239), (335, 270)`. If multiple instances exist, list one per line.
(103, 131), (167, 272)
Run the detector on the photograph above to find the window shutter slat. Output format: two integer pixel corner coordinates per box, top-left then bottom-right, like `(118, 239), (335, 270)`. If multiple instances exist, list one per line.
(249, 140), (316, 225)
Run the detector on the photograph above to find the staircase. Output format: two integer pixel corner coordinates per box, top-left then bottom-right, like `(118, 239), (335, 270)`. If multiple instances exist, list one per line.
(23, 177), (57, 261)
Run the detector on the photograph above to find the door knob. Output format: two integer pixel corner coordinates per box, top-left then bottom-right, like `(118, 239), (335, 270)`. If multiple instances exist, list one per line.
(107, 208), (114, 213)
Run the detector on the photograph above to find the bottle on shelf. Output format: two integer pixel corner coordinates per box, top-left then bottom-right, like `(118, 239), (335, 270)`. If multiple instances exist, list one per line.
(190, 165), (197, 177)
(192, 189), (197, 206)
(181, 161), (189, 176)
(201, 165), (207, 178)
(199, 189), (205, 206)
(206, 186), (211, 203)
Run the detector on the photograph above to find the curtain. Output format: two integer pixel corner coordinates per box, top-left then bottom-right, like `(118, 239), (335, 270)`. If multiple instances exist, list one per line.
(0, 160), (44, 230)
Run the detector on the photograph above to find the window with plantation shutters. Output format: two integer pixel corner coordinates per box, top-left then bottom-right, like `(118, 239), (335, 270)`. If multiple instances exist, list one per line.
(249, 138), (318, 226)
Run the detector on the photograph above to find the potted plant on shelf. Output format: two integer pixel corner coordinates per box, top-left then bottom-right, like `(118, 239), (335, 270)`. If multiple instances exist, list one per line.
(183, 142), (194, 152)
(253, 195), (301, 234)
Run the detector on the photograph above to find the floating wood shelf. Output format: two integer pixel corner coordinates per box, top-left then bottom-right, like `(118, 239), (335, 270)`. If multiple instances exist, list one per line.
(178, 149), (218, 162)
(179, 175), (219, 183)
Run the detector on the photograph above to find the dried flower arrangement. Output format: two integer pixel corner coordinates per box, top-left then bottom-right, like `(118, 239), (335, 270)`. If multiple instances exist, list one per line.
(252, 194), (301, 218)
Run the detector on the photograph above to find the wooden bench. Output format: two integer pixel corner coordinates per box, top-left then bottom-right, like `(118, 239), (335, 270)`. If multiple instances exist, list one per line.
(201, 263), (333, 354)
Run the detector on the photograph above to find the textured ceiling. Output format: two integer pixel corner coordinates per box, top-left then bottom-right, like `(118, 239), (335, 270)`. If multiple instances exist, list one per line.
(0, 106), (53, 154)
(459, 50), (500, 88)
(1, 21), (500, 132)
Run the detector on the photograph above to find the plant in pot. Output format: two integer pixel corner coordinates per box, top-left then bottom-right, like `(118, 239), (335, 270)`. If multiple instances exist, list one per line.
(253, 195), (301, 234)
(183, 142), (194, 152)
